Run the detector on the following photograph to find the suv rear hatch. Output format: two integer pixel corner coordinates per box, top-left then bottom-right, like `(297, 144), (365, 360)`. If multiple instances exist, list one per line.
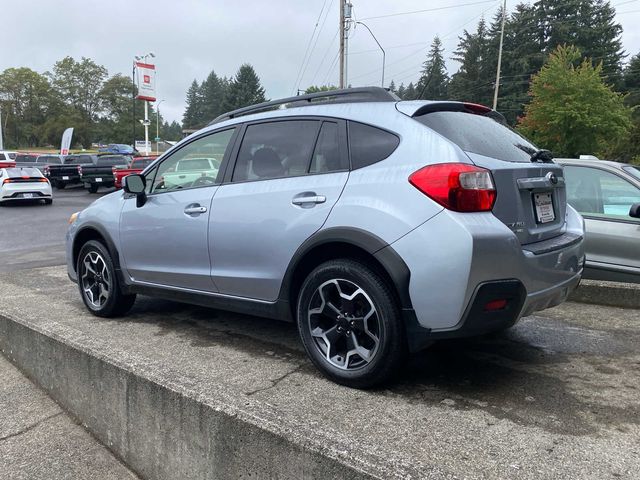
(408, 102), (566, 246)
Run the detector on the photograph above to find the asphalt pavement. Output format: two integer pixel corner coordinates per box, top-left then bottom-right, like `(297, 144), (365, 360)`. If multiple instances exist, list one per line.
(0, 185), (105, 273)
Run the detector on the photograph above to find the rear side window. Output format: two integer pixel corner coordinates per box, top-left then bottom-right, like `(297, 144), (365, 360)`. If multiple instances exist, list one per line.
(37, 156), (61, 164)
(232, 120), (320, 182)
(415, 112), (538, 163)
(348, 121), (400, 169)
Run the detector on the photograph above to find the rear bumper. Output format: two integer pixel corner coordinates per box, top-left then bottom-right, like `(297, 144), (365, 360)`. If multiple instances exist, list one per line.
(389, 208), (584, 335)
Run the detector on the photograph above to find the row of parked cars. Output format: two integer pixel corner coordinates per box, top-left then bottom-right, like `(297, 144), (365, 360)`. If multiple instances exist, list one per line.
(0, 151), (158, 200)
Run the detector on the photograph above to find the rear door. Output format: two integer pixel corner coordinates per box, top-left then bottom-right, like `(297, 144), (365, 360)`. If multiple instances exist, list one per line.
(414, 110), (567, 245)
(209, 118), (349, 300)
(563, 164), (640, 276)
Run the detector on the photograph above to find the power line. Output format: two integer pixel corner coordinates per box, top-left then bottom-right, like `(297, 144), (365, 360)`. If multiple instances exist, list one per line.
(291, 0), (329, 95)
(358, 0), (497, 21)
(298, 0), (336, 91)
(310, 28), (340, 86)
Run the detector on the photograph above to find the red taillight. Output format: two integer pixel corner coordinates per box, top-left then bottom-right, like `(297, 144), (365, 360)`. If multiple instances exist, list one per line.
(43, 166), (50, 175)
(2, 178), (12, 184)
(409, 163), (496, 212)
(463, 102), (492, 115)
(77, 165), (82, 175)
(38, 178), (49, 183)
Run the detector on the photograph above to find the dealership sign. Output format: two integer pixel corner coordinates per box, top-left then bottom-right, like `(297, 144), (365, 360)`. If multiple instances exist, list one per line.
(135, 62), (156, 102)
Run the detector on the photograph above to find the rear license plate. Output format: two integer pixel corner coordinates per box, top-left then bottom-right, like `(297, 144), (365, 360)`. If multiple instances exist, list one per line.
(62, 176), (69, 180)
(534, 192), (555, 223)
(96, 178), (102, 182)
(22, 193), (34, 199)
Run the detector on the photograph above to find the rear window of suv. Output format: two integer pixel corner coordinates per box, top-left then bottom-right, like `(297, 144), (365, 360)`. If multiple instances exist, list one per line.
(415, 111), (539, 163)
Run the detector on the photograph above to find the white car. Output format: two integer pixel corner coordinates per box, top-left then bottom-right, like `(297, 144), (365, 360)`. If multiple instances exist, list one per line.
(0, 167), (53, 205)
(0, 151), (18, 164)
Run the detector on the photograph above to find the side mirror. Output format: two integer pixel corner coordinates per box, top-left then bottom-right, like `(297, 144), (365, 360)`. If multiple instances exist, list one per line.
(123, 174), (147, 208)
(630, 203), (640, 219)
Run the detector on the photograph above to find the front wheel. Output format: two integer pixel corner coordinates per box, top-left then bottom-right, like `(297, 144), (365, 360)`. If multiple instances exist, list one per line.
(297, 259), (407, 388)
(77, 240), (136, 317)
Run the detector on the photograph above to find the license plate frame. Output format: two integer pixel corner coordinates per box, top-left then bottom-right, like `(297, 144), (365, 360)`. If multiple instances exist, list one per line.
(533, 192), (555, 224)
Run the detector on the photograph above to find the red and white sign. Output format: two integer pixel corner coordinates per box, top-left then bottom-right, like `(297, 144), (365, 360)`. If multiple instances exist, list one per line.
(135, 62), (156, 102)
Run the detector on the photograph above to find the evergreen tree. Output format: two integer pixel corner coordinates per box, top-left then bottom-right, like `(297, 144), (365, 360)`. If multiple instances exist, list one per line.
(518, 45), (630, 157)
(388, 80), (396, 93)
(304, 85), (338, 93)
(201, 70), (227, 122)
(610, 53), (640, 162)
(416, 36), (449, 100)
(448, 18), (493, 106)
(182, 80), (205, 129)
(222, 64), (266, 112)
(396, 82), (406, 99)
(403, 82), (417, 100)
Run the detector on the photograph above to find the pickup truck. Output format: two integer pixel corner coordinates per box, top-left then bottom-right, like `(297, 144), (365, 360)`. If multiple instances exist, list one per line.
(16, 154), (65, 173)
(44, 154), (96, 189)
(80, 154), (131, 192)
(159, 157), (221, 190)
(113, 156), (158, 189)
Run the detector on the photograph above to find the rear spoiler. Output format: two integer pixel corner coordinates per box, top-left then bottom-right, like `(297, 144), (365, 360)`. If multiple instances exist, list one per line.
(410, 101), (506, 124)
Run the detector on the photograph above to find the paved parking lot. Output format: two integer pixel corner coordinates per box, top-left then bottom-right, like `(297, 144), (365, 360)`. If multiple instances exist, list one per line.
(0, 186), (107, 273)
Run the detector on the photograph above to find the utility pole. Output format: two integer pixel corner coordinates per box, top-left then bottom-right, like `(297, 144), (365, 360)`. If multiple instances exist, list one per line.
(339, 0), (345, 88)
(492, 0), (507, 110)
(0, 105), (4, 151)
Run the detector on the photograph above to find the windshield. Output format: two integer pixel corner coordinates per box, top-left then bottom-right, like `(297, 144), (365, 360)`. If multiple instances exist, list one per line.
(623, 165), (640, 181)
(415, 111), (540, 163)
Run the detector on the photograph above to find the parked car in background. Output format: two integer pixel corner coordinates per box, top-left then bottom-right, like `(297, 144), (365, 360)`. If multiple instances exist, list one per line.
(0, 167), (52, 205)
(45, 154), (96, 189)
(113, 156), (158, 189)
(15, 153), (65, 173)
(98, 144), (136, 155)
(80, 154), (130, 192)
(557, 157), (640, 283)
(0, 150), (17, 167)
(67, 87), (584, 388)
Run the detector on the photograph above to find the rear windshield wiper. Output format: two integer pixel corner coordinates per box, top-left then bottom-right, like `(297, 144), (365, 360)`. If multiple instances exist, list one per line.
(530, 149), (554, 163)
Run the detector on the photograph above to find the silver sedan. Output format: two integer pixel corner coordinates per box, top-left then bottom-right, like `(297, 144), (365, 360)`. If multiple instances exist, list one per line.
(557, 157), (640, 283)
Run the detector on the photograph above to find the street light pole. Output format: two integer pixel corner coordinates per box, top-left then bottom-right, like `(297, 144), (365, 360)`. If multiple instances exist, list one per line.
(355, 21), (385, 87)
(493, 0), (507, 110)
(156, 100), (164, 155)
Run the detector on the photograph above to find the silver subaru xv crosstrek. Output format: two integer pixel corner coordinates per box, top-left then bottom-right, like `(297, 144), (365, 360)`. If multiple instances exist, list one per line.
(66, 87), (584, 388)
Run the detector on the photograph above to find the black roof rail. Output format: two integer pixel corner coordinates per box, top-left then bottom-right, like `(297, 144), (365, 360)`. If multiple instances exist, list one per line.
(208, 87), (399, 125)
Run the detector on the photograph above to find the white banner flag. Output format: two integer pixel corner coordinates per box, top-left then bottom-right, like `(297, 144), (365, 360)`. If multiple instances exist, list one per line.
(135, 62), (156, 102)
(60, 127), (74, 155)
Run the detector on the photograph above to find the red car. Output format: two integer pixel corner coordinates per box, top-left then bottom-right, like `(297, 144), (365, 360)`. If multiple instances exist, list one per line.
(113, 156), (158, 189)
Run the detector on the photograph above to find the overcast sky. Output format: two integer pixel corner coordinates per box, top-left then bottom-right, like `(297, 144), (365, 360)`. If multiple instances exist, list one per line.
(1, 0), (639, 124)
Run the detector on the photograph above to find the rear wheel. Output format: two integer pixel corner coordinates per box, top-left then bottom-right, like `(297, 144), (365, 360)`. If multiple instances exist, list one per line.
(55, 181), (66, 189)
(77, 240), (136, 317)
(297, 259), (407, 388)
(88, 184), (98, 193)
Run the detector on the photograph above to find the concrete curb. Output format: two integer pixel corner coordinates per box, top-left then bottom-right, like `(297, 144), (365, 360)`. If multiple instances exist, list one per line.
(568, 279), (640, 309)
(0, 313), (384, 480)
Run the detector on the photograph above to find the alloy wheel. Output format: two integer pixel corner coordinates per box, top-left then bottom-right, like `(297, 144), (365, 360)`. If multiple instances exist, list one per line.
(307, 278), (381, 370)
(80, 251), (111, 309)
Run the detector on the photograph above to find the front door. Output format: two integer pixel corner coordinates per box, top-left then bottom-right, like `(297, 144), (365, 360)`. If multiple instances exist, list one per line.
(564, 165), (640, 277)
(119, 128), (237, 291)
(210, 119), (349, 300)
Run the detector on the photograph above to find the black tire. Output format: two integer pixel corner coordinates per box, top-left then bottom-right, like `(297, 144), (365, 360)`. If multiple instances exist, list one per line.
(55, 181), (66, 190)
(296, 259), (407, 389)
(88, 184), (98, 193)
(44, 199), (53, 205)
(76, 240), (136, 317)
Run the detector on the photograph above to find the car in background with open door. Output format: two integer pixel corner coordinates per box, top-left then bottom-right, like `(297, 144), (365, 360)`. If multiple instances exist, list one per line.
(557, 157), (640, 283)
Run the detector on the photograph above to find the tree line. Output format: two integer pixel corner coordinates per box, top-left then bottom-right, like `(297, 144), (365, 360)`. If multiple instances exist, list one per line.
(0, 57), (182, 149)
(182, 64), (266, 129)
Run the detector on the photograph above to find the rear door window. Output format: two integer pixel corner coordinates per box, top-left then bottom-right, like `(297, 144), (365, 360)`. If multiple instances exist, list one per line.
(232, 120), (320, 182)
(348, 121), (400, 169)
(310, 121), (347, 173)
(415, 111), (539, 162)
